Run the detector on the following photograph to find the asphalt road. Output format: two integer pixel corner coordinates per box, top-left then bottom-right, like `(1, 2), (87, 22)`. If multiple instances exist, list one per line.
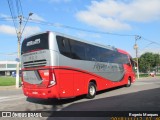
(0, 77), (160, 120)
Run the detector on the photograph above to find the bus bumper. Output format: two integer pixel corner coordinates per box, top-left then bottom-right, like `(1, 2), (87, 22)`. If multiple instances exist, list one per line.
(22, 87), (59, 99)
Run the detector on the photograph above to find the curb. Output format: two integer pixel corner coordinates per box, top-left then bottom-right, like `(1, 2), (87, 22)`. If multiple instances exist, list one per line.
(136, 76), (160, 80)
(0, 85), (21, 90)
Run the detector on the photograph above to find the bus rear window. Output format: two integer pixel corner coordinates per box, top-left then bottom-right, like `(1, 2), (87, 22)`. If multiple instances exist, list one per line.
(21, 33), (49, 54)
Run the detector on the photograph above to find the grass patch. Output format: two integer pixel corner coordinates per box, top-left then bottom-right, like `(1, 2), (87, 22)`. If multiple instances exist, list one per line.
(139, 74), (149, 77)
(156, 74), (160, 76)
(136, 73), (149, 78)
(0, 76), (16, 86)
(137, 73), (160, 78)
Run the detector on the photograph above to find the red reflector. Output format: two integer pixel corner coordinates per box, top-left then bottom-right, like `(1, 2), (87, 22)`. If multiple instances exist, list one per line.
(38, 70), (50, 80)
(48, 73), (56, 87)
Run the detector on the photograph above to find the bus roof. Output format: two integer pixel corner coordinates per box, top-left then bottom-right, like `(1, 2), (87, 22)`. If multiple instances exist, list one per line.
(51, 31), (117, 51)
(24, 31), (129, 55)
(117, 48), (129, 55)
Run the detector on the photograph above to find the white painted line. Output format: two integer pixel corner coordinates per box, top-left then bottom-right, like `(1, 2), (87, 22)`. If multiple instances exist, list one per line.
(0, 95), (25, 103)
(134, 83), (151, 85)
(133, 82), (160, 86)
(0, 97), (10, 100)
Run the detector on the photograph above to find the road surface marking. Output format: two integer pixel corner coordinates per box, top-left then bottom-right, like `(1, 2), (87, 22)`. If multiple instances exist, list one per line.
(0, 95), (25, 103)
(0, 97), (10, 100)
(133, 81), (160, 86)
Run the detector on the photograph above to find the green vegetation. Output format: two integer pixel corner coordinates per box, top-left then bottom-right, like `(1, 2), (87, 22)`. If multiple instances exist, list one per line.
(139, 52), (160, 73)
(0, 76), (16, 86)
(136, 73), (160, 78)
(156, 74), (160, 76)
(139, 74), (149, 77)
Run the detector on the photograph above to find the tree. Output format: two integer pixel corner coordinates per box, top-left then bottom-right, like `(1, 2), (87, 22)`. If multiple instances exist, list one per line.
(153, 53), (160, 72)
(138, 52), (160, 73)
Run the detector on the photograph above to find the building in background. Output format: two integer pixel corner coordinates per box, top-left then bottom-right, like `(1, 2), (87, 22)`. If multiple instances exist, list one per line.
(0, 61), (18, 76)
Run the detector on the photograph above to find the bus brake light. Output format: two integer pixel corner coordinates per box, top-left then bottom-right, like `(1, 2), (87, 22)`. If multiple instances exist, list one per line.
(38, 70), (50, 80)
(48, 73), (56, 87)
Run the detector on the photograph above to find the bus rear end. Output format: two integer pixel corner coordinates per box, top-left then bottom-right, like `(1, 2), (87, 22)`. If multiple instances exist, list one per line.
(21, 32), (59, 99)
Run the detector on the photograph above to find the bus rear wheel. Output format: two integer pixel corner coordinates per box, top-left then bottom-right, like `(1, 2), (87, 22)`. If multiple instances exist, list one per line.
(86, 82), (96, 99)
(126, 77), (131, 87)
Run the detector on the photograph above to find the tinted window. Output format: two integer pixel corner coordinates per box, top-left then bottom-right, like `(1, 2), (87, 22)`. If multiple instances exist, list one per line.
(21, 33), (49, 54)
(114, 53), (129, 64)
(70, 40), (86, 60)
(56, 35), (129, 64)
(99, 48), (115, 62)
(86, 44), (100, 61)
(56, 36), (71, 58)
(98, 48), (129, 64)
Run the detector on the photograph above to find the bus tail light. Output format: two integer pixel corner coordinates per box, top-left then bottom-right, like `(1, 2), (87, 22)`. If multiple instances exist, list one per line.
(38, 70), (50, 80)
(48, 73), (56, 87)
(38, 69), (56, 87)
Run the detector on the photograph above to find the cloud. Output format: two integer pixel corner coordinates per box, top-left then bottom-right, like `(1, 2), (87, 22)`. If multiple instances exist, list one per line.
(76, 0), (160, 31)
(118, 0), (160, 22)
(23, 26), (41, 37)
(76, 11), (131, 31)
(0, 25), (16, 35)
(0, 24), (41, 37)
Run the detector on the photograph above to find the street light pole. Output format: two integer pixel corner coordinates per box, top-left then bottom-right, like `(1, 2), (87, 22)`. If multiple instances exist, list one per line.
(15, 13), (33, 88)
(158, 52), (160, 73)
(16, 15), (22, 88)
(134, 35), (141, 79)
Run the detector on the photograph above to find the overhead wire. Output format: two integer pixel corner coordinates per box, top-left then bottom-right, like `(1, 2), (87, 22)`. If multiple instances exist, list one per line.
(28, 18), (136, 37)
(18, 0), (24, 16)
(28, 18), (160, 44)
(16, 0), (20, 16)
(15, 0), (24, 16)
(3, 14), (160, 47)
(5, 1), (160, 47)
(141, 37), (160, 46)
(0, 17), (13, 21)
(24, 18), (160, 46)
(0, 16), (18, 21)
(7, 0), (18, 34)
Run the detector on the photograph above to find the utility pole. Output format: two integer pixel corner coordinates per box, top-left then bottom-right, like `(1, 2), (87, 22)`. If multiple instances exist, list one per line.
(15, 13), (33, 88)
(16, 15), (22, 88)
(158, 52), (160, 73)
(134, 35), (141, 79)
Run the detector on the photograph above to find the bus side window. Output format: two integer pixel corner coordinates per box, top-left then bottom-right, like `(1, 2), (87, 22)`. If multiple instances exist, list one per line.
(62, 39), (66, 47)
(114, 53), (130, 65)
(98, 48), (114, 63)
(56, 36), (72, 58)
(69, 40), (86, 60)
(86, 44), (99, 61)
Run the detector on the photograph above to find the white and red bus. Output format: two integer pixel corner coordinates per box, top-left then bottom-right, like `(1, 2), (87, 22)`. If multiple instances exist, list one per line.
(21, 31), (136, 99)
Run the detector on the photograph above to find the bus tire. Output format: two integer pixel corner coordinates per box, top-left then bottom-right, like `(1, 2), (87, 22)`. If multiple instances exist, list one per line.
(86, 82), (96, 99)
(126, 77), (131, 87)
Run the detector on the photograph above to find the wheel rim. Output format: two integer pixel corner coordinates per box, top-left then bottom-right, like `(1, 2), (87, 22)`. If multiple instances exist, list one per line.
(128, 79), (131, 85)
(89, 86), (95, 96)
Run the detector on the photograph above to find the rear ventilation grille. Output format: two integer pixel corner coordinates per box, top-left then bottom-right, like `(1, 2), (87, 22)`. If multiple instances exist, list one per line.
(23, 59), (47, 68)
